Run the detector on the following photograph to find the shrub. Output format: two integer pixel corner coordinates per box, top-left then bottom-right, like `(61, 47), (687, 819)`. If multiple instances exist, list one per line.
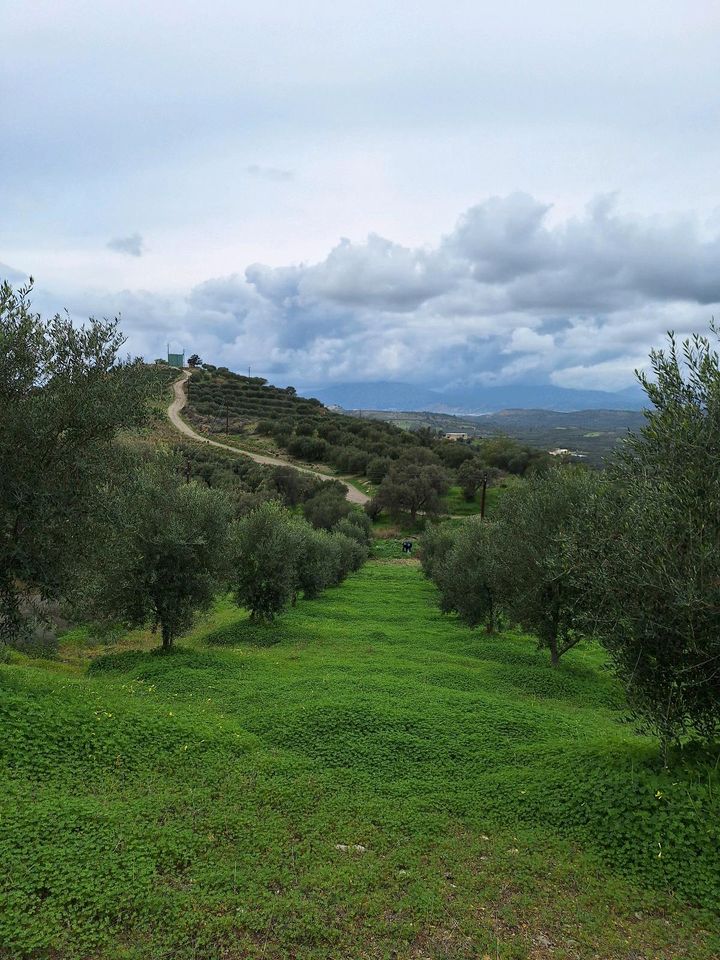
(231, 501), (304, 621)
(433, 519), (498, 631)
(331, 532), (367, 580)
(418, 522), (456, 579)
(303, 488), (352, 530)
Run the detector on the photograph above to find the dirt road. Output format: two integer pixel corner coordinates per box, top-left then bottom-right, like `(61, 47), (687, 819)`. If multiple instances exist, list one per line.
(168, 371), (369, 505)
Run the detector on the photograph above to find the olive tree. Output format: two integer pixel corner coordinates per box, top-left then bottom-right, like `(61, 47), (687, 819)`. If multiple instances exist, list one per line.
(456, 458), (487, 502)
(433, 519), (499, 631)
(302, 486), (352, 530)
(366, 456), (391, 485)
(585, 329), (720, 752)
(331, 532), (367, 579)
(0, 281), (161, 648)
(295, 526), (342, 599)
(334, 513), (372, 548)
(418, 523), (456, 580)
(492, 467), (602, 665)
(231, 500), (305, 620)
(86, 453), (233, 650)
(373, 456), (450, 521)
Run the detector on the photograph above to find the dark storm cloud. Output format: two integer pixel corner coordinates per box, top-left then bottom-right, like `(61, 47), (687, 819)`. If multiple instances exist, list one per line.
(136, 194), (717, 390)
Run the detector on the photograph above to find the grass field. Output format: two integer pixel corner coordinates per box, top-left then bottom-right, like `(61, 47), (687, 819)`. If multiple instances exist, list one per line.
(1, 560), (719, 959)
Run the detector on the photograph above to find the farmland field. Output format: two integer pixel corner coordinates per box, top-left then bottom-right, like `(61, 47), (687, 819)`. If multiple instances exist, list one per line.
(1, 558), (718, 959)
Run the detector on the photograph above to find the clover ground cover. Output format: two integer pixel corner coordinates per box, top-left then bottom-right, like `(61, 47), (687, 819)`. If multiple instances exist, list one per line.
(1, 561), (718, 958)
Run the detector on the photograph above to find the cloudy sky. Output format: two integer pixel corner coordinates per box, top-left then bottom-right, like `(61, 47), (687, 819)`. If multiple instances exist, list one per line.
(2, 1), (720, 391)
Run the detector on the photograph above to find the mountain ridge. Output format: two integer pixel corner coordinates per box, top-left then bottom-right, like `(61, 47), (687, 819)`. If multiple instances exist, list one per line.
(308, 380), (646, 414)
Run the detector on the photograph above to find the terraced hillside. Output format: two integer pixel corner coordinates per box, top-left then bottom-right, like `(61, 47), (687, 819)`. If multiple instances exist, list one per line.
(2, 557), (718, 959)
(184, 365), (421, 474)
(182, 367), (553, 512)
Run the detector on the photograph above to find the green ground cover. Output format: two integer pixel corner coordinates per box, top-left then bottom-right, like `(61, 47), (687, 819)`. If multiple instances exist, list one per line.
(442, 485), (482, 516)
(1, 562), (718, 959)
(441, 481), (517, 517)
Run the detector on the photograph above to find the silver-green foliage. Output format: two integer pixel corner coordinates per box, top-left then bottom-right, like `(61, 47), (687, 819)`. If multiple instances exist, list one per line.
(491, 467), (603, 665)
(418, 522), (456, 580)
(0, 281), (161, 648)
(433, 519), (498, 630)
(428, 467), (602, 663)
(87, 453), (233, 649)
(585, 329), (720, 749)
(231, 501), (304, 621)
(231, 501), (369, 621)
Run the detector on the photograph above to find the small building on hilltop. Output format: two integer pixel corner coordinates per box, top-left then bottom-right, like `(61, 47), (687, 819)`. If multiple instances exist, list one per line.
(444, 432), (470, 442)
(167, 349), (185, 369)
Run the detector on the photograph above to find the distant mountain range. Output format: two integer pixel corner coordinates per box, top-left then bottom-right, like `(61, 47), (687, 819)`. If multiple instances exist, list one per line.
(309, 380), (646, 414)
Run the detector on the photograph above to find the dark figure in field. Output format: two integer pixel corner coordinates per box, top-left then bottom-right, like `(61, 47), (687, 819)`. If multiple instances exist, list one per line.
(402, 539), (413, 554)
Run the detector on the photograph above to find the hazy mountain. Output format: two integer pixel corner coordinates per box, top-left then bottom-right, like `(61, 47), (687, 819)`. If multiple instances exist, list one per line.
(312, 381), (440, 411)
(310, 381), (646, 413)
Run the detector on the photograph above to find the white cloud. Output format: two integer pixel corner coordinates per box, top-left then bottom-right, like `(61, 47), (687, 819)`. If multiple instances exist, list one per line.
(7, 193), (720, 392)
(246, 164), (294, 182)
(505, 327), (555, 354)
(550, 357), (650, 391)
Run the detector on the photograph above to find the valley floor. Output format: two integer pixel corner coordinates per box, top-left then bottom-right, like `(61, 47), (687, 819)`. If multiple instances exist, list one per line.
(1, 559), (718, 959)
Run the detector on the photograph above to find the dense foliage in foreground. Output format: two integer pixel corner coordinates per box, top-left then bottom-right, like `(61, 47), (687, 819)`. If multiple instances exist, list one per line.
(424, 328), (720, 754)
(1, 562), (718, 959)
(0, 281), (166, 650)
(0, 282), (371, 654)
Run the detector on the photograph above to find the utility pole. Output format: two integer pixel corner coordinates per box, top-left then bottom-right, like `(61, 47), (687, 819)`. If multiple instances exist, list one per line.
(480, 472), (488, 520)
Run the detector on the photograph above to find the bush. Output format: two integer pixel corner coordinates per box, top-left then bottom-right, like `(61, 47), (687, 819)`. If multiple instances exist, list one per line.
(296, 527), (343, 599)
(231, 501), (304, 621)
(303, 488), (352, 530)
(418, 523), (456, 579)
(331, 532), (367, 580)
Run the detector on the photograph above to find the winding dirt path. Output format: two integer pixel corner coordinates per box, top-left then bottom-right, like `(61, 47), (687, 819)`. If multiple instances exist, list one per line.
(168, 371), (369, 505)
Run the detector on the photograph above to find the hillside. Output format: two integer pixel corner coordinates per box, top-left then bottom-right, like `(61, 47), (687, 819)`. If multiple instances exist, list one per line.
(183, 364), (420, 471)
(180, 364), (642, 470)
(181, 365), (554, 501)
(1, 557), (717, 958)
(344, 407), (646, 467)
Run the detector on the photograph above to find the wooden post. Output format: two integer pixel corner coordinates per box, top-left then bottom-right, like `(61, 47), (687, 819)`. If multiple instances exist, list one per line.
(480, 473), (488, 519)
